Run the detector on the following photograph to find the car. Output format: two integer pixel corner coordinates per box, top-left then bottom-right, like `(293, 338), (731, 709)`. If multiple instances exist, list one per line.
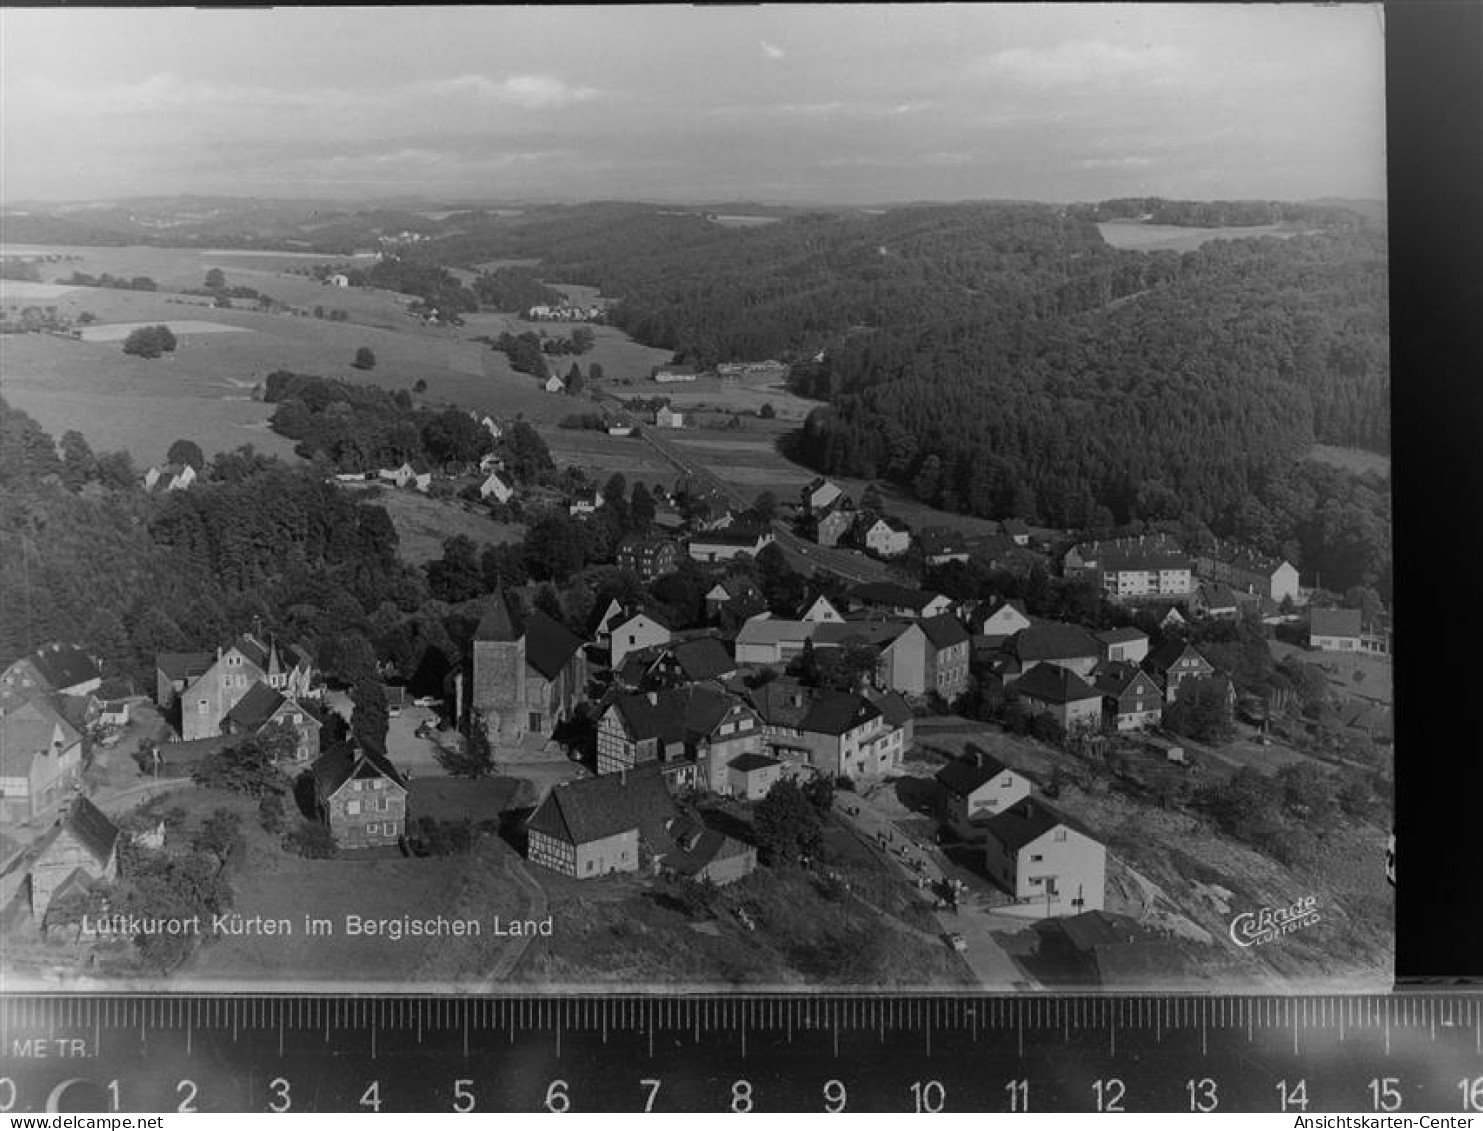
(947, 933), (967, 952)
(412, 696), (441, 709)
(388, 705), (402, 719)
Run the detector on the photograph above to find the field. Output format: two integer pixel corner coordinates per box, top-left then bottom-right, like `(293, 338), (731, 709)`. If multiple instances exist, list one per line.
(543, 427), (679, 493)
(1096, 221), (1316, 252)
(1308, 443), (1391, 477)
(633, 373), (822, 423)
(347, 483), (525, 565)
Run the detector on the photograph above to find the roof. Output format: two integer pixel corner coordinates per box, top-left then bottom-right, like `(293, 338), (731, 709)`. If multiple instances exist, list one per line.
(920, 613), (970, 650)
(690, 525), (768, 548)
(222, 681), (286, 732)
(812, 619), (907, 649)
(1146, 639), (1213, 674)
(663, 819), (753, 878)
(474, 590), (525, 643)
(1197, 582), (1241, 609)
(1092, 660), (1158, 697)
(670, 637), (737, 681)
(25, 643), (100, 691)
(798, 691), (880, 736)
(59, 797), (120, 864)
(612, 685), (744, 747)
(1311, 606), (1364, 637)
(0, 697), (82, 776)
(310, 740), (407, 795)
(935, 748), (1013, 796)
(1050, 910), (1147, 952)
(1000, 518), (1030, 535)
(1092, 942), (1198, 988)
(746, 679), (813, 729)
(525, 762), (675, 846)
(919, 527), (967, 554)
(1010, 622), (1101, 662)
(1100, 547), (1191, 572)
(525, 611), (584, 681)
(983, 796), (1098, 853)
(735, 616), (817, 649)
(728, 752), (780, 774)
(853, 582), (941, 611)
(1014, 662), (1101, 705)
(866, 689), (913, 727)
(1094, 627), (1147, 646)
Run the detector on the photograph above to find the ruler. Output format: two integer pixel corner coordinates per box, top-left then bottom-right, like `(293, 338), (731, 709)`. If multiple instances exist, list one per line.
(2, 994), (1480, 1113)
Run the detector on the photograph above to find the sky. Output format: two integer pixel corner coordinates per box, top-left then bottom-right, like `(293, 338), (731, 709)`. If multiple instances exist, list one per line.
(1, 5), (1388, 206)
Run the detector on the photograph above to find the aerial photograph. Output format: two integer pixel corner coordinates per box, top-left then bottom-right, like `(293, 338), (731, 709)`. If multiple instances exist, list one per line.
(0, 5), (1392, 993)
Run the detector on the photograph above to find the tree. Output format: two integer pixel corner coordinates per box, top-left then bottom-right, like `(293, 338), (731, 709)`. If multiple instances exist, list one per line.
(166, 438), (205, 471)
(1164, 677), (1236, 744)
(122, 325), (177, 359)
(352, 347), (377, 371)
(413, 378), (428, 393)
(204, 268), (226, 290)
(351, 678), (390, 754)
(438, 711), (496, 777)
(588, 362), (605, 383)
(758, 402), (776, 419)
(750, 490), (778, 522)
(861, 483), (883, 514)
(565, 363), (585, 395)
(191, 736), (284, 798)
(427, 535), (484, 602)
(570, 325), (595, 354)
(629, 482), (656, 531)
(753, 779), (822, 867)
(59, 429), (97, 489)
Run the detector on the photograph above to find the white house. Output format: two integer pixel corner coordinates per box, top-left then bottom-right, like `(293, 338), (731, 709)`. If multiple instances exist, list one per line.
(654, 406), (685, 429)
(608, 611), (673, 670)
(935, 748), (1033, 838)
(799, 595), (846, 624)
(479, 471), (514, 504)
(544, 374), (567, 394)
(378, 462), (414, 488)
(983, 798), (1106, 917)
(863, 516), (911, 558)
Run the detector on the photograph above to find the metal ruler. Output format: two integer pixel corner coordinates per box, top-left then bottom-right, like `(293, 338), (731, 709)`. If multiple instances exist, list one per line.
(2, 993), (1480, 1113)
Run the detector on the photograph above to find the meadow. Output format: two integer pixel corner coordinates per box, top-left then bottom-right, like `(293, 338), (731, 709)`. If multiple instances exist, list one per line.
(1096, 221), (1315, 252)
(1308, 443), (1390, 478)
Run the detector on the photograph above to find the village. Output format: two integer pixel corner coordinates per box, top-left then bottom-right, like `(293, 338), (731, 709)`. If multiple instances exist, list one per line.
(0, 434), (1394, 990)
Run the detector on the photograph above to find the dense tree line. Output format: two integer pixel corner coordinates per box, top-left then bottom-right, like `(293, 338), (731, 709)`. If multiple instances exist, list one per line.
(344, 257), (477, 316)
(472, 267), (563, 312)
(60, 271), (158, 291)
(1066, 197), (1371, 229)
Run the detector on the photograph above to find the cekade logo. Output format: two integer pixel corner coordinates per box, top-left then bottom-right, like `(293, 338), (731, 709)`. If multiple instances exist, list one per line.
(1229, 895), (1321, 948)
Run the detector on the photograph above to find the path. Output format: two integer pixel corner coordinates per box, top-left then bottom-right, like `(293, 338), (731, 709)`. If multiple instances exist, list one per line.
(479, 852), (550, 987)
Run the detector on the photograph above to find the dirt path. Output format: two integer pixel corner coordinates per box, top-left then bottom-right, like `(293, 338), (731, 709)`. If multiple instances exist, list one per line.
(480, 853), (549, 987)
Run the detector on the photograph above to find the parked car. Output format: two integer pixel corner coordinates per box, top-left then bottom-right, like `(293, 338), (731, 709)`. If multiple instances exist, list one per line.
(947, 933), (967, 952)
(412, 696), (441, 709)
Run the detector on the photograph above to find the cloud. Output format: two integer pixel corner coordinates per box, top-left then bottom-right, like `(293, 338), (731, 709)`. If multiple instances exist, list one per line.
(418, 73), (603, 109)
(760, 40), (785, 60)
(980, 40), (1185, 89)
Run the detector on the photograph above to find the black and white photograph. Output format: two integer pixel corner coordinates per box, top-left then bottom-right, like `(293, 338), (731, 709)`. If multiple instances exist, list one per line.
(1, 4), (1395, 996)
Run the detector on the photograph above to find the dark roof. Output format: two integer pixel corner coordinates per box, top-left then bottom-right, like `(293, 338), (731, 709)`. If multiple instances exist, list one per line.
(1010, 622), (1101, 662)
(746, 679), (813, 729)
(28, 643), (100, 691)
(671, 636), (736, 681)
(866, 689), (913, 727)
(799, 691), (880, 737)
(1310, 607), (1363, 637)
(1092, 661), (1158, 697)
(1146, 639), (1213, 674)
(812, 619), (906, 649)
(935, 748), (1013, 796)
(474, 590), (525, 643)
(663, 819), (752, 878)
(525, 610), (584, 681)
(920, 613), (970, 650)
(1014, 662), (1100, 705)
(222, 681), (286, 732)
(1051, 910), (1147, 952)
(1092, 942), (1198, 988)
(525, 762), (675, 847)
(690, 525), (767, 547)
(613, 685), (744, 746)
(311, 740), (407, 796)
(919, 526), (966, 554)
(983, 796), (1097, 852)
(1101, 547), (1191, 572)
(1000, 518), (1030, 535)
(853, 582), (940, 611)
(1094, 627), (1146, 646)
(62, 797), (119, 864)
(728, 752), (780, 774)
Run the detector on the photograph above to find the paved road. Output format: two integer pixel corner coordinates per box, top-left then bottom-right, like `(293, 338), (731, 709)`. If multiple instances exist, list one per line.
(833, 787), (1039, 989)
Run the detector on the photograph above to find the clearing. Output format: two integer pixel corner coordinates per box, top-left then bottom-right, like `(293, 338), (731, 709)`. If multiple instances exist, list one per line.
(1096, 221), (1317, 252)
(1308, 443), (1390, 478)
(347, 483), (525, 566)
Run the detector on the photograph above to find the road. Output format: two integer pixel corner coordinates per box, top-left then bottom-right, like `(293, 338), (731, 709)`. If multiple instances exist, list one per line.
(832, 788), (1039, 989)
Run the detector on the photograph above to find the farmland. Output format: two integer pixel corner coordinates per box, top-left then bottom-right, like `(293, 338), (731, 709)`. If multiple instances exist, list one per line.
(343, 482), (525, 566)
(1095, 221), (1317, 252)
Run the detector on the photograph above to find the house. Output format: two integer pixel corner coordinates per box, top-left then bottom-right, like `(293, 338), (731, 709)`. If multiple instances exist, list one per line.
(143, 462), (197, 493)
(659, 815), (756, 886)
(97, 699), (130, 728)
(412, 471), (434, 493)
(544, 373), (567, 394)
(815, 507), (858, 548)
(727, 752), (784, 801)
(596, 685), (764, 792)
(617, 636), (738, 691)
(378, 462), (415, 488)
(1144, 640), (1217, 703)
(919, 526), (970, 566)
(608, 609), (673, 670)
(687, 526), (774, 564)
(1094, 626), (1149, 665)
(328, 273), (350, 287)
(801, 477), (844, 514)
(1189, 582), (1241, 620)
(615, 535), (680, 583)
(982, 797), (1106, 916)
(219, 682), (322, 763)
(1006, 623), (1102, 679)
(734, 615), (818, 666)
(862, 515), (911, 558)
(310, 741), (408, 849)
(1161, 605), (1187, 631)
(654, 405), (685, 429)
(2, 644), (103, 700)
(1066, 535), (1192, 600)
(0, 696), (84, 824)
(747, 681), (903, 779)
(851, 582), (953, 619)
(568, 489), (604, 517)
(1309, 607), (1364, 652)
(865, 688), (915, 755)
(975, 599), (1034, 645)
(525, 762), (677, 878)
(470, 413), (503, 441)
(1093, 661), (1164, 731)
(652, 364), (699, 383)
(999, 518), (1031, 546)
(1013, 663), (1103, 733)
(479, 471), (514, 504)
(470, 591), (586, 744)
(935, 747), (1033, 838)
(1195, 542), (1301, 603)
(799, 595), (846, 624)
(155, 652), (213, 711)
(171, 632), (315, 741)
(705, 577), (764, 622)
(29, 797), (120, 923)
(874, 614), (970, 700)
